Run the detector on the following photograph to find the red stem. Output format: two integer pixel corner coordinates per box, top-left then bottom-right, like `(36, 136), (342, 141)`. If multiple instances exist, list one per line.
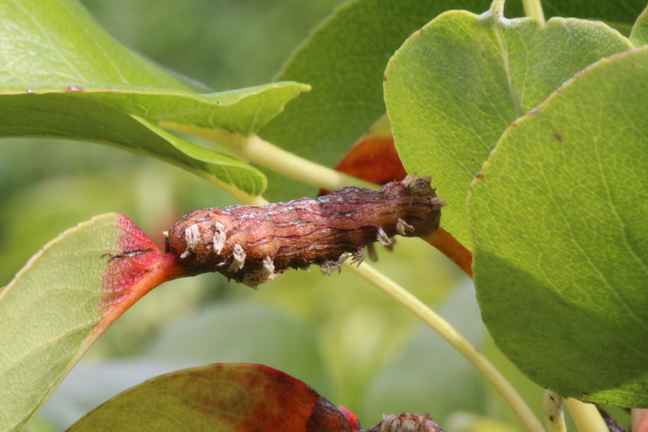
(422, 227), (473, 278)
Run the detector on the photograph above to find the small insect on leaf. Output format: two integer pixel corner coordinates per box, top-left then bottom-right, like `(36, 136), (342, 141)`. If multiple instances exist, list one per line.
(166, 176), (442, 286)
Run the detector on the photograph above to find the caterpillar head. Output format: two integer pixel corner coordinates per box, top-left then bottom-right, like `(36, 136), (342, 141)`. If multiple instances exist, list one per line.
(166, 209), (235, 271)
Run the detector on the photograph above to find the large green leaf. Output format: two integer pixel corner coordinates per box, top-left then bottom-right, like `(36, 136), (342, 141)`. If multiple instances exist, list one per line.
(67, 363), (356, 432)
(0, 214), (179, 431)
(260, 0), (523, 200)
(384, 10), (631, 246)
(258, 0), (646, 200)
(469, 46), (648, 406)
(0, 0), (310, 196)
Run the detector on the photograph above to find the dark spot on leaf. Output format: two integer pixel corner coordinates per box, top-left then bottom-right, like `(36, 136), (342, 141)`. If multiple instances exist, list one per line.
(104, 248), (154, 262)
(553, 131), (563, 142)
(549, 415), (555, 422)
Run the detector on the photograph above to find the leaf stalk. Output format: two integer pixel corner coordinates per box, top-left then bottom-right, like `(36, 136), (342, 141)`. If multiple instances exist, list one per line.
(163, 123), (376, 192)
(565, 399), (608, 432)
(523, 0), (546, 25)
(543, 391), (567, 432)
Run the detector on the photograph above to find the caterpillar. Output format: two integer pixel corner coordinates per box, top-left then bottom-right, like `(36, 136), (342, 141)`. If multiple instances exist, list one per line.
(369, 413), (443, 432)
(165, 176), (442, 287)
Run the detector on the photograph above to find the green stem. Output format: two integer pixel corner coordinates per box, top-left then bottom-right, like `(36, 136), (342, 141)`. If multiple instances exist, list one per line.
(564, 399), (607, 432)
(163, 123), (377, 192)
(543, 391), (567, 432)
(522, 0), (546, 25)
(489, 0), (506, 19)
(349, 262), (545, 432)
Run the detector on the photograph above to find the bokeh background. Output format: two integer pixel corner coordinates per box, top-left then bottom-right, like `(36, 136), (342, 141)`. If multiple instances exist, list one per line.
(1, 1), (545, 431)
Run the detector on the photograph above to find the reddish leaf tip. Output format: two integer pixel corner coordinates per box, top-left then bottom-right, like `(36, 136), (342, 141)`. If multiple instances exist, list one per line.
(99, 215), (183, 329)
(337, 406), (361, 432)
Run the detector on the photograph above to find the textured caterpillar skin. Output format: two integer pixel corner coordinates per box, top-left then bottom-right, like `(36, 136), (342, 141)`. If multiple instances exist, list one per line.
(367, 413), (443, 432)
(166, 177), (442, 286)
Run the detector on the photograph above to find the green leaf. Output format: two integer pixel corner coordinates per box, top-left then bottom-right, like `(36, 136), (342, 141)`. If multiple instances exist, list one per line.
(0, 0), (310, 196)
(67, 363), (356, 432)
(469, 46), (648, 406)
(260, 0), (523, 200)
(385, 10), (631, 246)
(258, 0), (646, 200)
(0, 94), (269, 195)
(0, 214), (179, 430)
(631, 4), (648, 45)
(0, 0), (183, 90)
(0, 215), (119, 431)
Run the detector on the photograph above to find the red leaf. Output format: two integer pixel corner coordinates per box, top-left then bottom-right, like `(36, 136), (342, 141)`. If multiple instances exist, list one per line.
(320, 135), (405, 194)
(68, 363), (360, 432)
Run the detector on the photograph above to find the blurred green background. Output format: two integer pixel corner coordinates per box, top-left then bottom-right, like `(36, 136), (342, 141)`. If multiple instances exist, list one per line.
(0, 1), (548, 431)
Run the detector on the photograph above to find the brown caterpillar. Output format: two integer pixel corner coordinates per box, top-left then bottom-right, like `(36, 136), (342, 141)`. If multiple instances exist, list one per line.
(367, 413), (443, 432)
(165, 176), (442, 287)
